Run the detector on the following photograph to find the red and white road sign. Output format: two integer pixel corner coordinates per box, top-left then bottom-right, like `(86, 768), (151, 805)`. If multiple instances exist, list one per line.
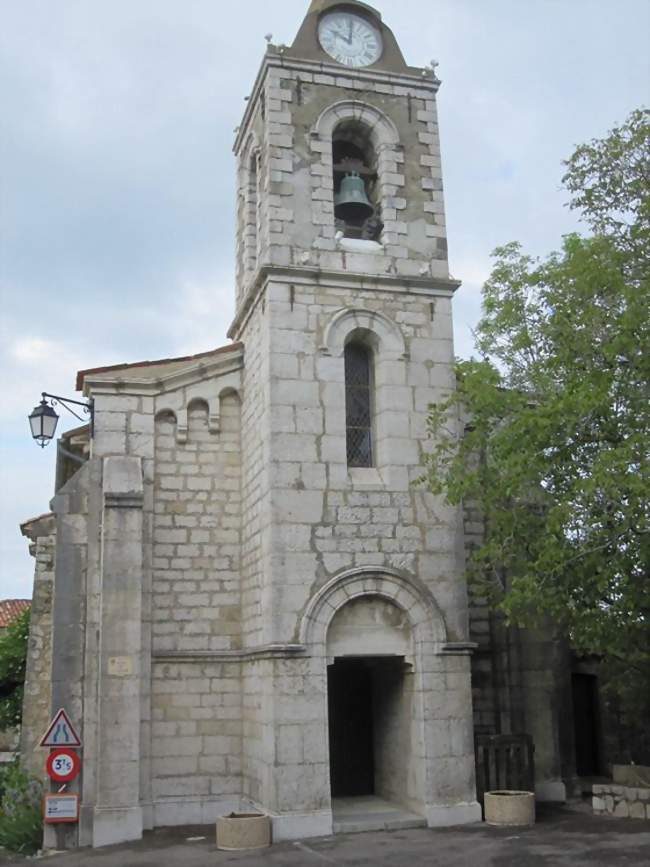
(39, 708), (82, 748)
(46, 748), (81, 783)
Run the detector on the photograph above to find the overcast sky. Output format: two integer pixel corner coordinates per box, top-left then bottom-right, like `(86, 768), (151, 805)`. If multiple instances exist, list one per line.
(1, 0), (648, 599)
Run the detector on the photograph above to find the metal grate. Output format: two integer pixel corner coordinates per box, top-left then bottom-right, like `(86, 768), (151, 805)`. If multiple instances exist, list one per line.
(474, 733), (535, 810)
(345, 343), (373, 467)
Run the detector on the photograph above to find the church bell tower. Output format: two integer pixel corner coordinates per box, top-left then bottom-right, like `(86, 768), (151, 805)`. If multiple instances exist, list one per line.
(229, 0), (480, 837)
(231, 0), (456, 319)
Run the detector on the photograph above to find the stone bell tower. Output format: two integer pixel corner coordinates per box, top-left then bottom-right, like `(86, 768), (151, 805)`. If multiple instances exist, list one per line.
(228, 0), (481, 839)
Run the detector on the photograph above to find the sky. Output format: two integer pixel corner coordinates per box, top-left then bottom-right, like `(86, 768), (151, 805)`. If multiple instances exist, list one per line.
(1, 0), (648, 599)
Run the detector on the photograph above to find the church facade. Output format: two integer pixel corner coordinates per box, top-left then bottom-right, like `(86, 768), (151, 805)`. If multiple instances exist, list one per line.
(21, 1), (574, 850)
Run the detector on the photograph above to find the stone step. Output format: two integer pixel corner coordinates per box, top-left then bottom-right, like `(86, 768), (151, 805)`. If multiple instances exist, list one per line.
(333, 813), (427, 834)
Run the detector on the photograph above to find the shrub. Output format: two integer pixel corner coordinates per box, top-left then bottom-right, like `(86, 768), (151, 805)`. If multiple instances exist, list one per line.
(0, 608), (30, 730)
(0, 761), (43, 855)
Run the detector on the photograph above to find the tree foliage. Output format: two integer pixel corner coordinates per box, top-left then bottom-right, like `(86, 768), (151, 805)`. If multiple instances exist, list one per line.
(0, 761), (43, 855)
(0, 608), (30, 730)
(423, 108), (650, 666)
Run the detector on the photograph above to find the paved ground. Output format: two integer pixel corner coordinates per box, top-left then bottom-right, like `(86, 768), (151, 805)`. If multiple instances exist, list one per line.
(1, 804), (648, 866)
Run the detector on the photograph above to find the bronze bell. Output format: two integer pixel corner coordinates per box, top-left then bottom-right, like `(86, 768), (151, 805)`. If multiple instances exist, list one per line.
(334, 171), (374, 222)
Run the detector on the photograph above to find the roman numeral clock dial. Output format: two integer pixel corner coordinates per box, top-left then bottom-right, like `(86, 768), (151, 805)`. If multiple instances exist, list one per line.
(318, 11), (383, 68)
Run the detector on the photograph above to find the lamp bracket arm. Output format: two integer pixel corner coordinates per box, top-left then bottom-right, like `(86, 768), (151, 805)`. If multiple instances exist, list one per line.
(41, 392), (94, 424)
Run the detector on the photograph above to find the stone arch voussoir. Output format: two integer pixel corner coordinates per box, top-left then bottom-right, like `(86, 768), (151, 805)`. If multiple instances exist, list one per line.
(312, 100), (400, 149)
(321, 307), (407, 359)
(300, 566), (447, 649)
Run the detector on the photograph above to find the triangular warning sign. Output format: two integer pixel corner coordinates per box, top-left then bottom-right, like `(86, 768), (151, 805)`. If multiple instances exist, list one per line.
(39, 708), (82, 748)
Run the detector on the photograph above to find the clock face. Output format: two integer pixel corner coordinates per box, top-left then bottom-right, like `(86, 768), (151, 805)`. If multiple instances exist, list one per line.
(318, 12), (383, 68)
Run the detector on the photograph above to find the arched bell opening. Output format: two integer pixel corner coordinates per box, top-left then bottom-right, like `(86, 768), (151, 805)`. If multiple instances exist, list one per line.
(332, 120), (383, 241)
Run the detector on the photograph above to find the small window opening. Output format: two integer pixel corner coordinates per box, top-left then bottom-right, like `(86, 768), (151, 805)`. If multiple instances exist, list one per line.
(333, 121), (382, 241)
(345, 342), (374, 467)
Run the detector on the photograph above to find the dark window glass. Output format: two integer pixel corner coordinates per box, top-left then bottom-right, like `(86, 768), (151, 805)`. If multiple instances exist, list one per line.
(345, 343), (373, 467)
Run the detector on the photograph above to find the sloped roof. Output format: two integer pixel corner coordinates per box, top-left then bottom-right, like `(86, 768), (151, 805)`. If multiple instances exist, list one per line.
(0, 599), (30, 628)
(76, 343), (242, 391)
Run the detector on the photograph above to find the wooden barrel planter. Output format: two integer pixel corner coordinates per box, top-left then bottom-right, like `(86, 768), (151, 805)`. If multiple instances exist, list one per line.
(216, 812), (271, 850)
(484, 790), (535, 826)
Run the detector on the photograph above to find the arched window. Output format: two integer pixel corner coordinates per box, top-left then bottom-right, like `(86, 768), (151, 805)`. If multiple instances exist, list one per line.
(332, 120), (382, 241)
(344, 342), (374, 467)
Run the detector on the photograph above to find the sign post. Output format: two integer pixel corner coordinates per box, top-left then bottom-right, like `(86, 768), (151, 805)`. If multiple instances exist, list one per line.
(39, 709), (83, 830)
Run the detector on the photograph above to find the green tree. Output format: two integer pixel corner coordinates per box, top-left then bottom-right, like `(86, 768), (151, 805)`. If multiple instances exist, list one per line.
(423, 108), (649, 668)
(0, 608), (30, 729)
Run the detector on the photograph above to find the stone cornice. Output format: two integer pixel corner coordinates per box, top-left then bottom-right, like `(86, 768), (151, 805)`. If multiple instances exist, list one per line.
(438, 642), (479, 656)
(20, 512), (56, 541)
(84, 347), (244, 397)
(152, 642), (478, 661)
(228, 264), (461, 340)
(103, 492), (144, 510)
(152, 645), (307, 663)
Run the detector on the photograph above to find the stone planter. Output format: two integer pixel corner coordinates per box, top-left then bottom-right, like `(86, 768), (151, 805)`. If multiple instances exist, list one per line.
(484, 791), (535, 826)
(216, 812), (271, 851)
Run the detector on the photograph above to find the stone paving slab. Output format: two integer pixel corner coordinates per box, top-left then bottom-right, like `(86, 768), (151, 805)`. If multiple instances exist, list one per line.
(1, 805), (649, 866)
(332, 795), (427, 833)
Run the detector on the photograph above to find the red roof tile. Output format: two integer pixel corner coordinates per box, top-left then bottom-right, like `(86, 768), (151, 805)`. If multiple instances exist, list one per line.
(76, 342), (243, 391)
(0, 599), (31, 628)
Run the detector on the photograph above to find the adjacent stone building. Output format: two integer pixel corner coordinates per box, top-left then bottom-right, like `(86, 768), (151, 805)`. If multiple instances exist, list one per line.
(21, 1), (579, 849)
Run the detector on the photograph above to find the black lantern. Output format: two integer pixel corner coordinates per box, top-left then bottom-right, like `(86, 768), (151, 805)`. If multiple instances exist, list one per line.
(29, 398), (59, 447)
(28, 392), (94, 448)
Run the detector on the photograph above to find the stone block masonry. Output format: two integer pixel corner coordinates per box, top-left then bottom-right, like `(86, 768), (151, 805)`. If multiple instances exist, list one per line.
(19, 514), (56, 777)
(592, 783), (650, 819)
(153, 396), (242, 654)
(150, 660), (242, 824)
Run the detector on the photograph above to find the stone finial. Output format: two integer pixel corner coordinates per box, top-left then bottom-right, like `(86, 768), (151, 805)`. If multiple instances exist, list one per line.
(423, 59), (441, 83)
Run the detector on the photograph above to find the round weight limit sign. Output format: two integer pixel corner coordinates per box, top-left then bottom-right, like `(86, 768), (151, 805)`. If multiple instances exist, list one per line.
(46, 748), (81, 783)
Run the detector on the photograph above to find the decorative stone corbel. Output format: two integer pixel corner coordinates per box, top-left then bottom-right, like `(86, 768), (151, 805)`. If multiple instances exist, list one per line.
(207, 398), (220, 434)
(176, 408), (188, 444)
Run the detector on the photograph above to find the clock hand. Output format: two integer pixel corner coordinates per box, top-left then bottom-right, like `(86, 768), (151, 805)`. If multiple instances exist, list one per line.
(335, 24), (351, 45)
(348, 20), (353, 44)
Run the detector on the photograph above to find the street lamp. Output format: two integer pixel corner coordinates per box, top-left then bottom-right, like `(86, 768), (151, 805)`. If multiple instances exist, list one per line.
(28, 392), (94, 448)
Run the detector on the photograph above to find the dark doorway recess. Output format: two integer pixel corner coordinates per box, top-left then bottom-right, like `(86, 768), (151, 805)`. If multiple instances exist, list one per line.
(572, 673), (602, 776)
(328, 658), (375, 796)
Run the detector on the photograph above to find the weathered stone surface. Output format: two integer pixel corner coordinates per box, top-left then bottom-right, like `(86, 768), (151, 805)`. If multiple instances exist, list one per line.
(613, 800), (630, 818)
(629, 801), (646, 819)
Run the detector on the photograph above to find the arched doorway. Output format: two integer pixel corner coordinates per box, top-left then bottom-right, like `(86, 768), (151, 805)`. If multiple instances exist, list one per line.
(299, 567), (480, 831)
(325, 596), (417, 814)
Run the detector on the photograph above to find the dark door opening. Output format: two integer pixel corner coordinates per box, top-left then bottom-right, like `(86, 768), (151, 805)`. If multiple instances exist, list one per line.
(328, 659), (375, 797)
(572, 673), (602, 776)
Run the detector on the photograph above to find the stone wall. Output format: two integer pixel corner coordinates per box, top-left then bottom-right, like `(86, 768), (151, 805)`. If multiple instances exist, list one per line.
(253, 279), (466, 648)
(150, 660), (242, 825)
(149, 395), (245, 816)
(152, 396), (242, 654)
(19, 515), (56, 775)
(464, 476), (571, 801)
(592, 782), (650, 819)
(238, 299), (271, 648)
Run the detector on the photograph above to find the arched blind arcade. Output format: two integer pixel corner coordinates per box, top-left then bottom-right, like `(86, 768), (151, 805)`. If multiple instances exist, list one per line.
(344, 342), (374, 467)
